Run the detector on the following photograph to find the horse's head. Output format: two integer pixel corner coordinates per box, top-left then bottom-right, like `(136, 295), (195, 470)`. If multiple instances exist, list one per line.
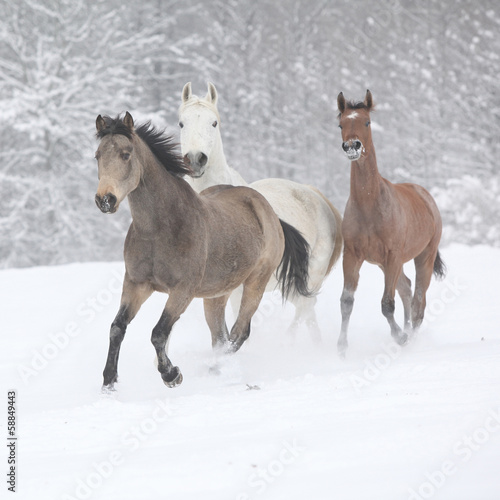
(337, 90), (374, 161)
(94, 112), (141, 214)
(178, 82), (221, 178)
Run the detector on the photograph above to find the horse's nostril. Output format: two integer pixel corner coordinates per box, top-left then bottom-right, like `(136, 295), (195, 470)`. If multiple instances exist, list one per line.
(96, 193), (117, 213)
(198, 152), (208, 167)
(106, 194), (117, 208)
(342, 142), (350, 152)
(354, 140), (362, 151)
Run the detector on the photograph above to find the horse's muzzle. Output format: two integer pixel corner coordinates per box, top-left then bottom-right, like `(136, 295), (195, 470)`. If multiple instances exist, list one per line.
(184, 152), (207, 178)
(342, 140), (364, 161)
(95, 193), (117, 214)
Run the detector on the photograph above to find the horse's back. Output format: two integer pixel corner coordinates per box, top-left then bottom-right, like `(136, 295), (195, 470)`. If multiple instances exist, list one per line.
(200, 183), (235, 197)
(201, 184), (276, 223)
(392, 181), (443, 258)
(394, 182), (442, 227)
(200, 184), (284, 266)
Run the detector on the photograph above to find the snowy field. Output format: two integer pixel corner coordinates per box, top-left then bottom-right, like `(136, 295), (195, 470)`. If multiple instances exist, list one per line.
(2, 243), (500, 500)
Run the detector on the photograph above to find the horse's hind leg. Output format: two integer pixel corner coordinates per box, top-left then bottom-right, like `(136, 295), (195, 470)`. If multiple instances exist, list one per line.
(411, 249), (437, 331)
(227, 278), (268, 353)
(204, 294), (230, 350)
(151, 292), (192, 388)
(396, 271), (412, 332)
(288, 294), (321, 343)
(102, 278), (152, 391)
(381, 259), (408, 346)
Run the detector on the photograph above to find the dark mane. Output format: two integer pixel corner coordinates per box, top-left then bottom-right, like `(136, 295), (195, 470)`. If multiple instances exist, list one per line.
(96, 115), (192, 178)
(135, 122), (191, 177)
(346, 100), (371, 110)
(337, 100), (375, 119)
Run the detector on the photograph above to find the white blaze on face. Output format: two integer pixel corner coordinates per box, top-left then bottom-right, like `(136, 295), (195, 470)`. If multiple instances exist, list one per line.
(346, 111), (359, 120)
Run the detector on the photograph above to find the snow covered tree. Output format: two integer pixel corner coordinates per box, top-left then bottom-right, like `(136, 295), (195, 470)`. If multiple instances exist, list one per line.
(1, 0), (499, 268)
(0, 0), (202, 267)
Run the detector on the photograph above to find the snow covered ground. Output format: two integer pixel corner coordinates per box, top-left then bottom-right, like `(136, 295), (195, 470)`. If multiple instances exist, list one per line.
(2, 243), (500, 500)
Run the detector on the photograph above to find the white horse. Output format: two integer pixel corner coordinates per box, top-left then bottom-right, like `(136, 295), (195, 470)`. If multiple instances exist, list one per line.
(178, 82), (343, 341)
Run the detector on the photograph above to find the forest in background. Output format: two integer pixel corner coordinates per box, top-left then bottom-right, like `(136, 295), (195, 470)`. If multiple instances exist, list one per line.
(1, 0), (499, 268)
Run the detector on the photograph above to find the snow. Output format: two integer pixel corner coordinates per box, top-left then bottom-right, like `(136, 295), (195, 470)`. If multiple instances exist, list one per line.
(2, 243), (500, 500)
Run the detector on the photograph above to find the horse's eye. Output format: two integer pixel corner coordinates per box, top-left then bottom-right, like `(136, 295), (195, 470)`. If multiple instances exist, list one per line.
(212, 121), (218, 128)
(179, 122), (184, 129)
(121, 152), (131, 161)
(366, 121), (371, 127)
(338, 125), (343, 130)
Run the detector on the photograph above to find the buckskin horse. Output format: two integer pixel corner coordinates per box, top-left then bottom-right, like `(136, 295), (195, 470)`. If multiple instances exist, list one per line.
(94, 112), (311, 390)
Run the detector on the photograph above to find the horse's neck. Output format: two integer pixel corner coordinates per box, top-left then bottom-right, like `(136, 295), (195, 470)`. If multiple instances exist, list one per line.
(128, 144), (197, 231)
(349, 147), (383, 207)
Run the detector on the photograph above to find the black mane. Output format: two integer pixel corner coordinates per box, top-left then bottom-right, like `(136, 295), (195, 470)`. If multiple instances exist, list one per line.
(337, 100), (374, 119)
(345, 100), (370, 110)
(96, 115), (192, 178)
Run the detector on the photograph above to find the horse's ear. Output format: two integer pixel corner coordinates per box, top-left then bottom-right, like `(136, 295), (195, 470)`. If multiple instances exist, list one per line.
(124, 111), (134, 131)
(364, 90), (373, 110)
(337, 92), (346, 113)
(96, 115), (106, 132)
(182, 82), (192, 103)
(206, 82), (218, 106)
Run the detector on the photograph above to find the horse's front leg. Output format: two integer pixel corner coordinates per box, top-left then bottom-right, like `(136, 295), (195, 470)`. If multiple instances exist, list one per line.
(151, 293), (192, 387)
(338, 249), (362, 358)
(381, 259), (408, 346)
(102, 278), (152, 391)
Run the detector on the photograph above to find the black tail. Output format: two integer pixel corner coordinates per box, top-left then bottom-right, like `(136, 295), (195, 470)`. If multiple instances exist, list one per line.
(433, 250), (446, 280)
(276, 220), (314, 300)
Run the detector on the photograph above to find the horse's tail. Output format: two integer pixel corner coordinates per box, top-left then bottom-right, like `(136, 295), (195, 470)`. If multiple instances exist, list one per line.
(276, 220), (314, 300)
(433, 250), (446, 280)
(307, 186), (343, 276)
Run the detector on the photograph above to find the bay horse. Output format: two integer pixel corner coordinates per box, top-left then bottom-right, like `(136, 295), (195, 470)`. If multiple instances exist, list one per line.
(178, 82), (343, 341)
(336, 90), (445, 356)
(94, 112), (311, 390)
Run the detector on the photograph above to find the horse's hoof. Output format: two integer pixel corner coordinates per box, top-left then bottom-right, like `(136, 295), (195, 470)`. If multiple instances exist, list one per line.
(393, 331), (409, 346)
(101, 383), (116, 394)
(226, 339), (241, 354)
(337, 342), (348, 360)
(162, 367), (183, 388)
(208, 363), (221, 376)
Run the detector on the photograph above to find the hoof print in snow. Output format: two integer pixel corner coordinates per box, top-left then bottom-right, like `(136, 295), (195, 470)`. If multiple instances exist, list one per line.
(246, 384), (261, 391)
